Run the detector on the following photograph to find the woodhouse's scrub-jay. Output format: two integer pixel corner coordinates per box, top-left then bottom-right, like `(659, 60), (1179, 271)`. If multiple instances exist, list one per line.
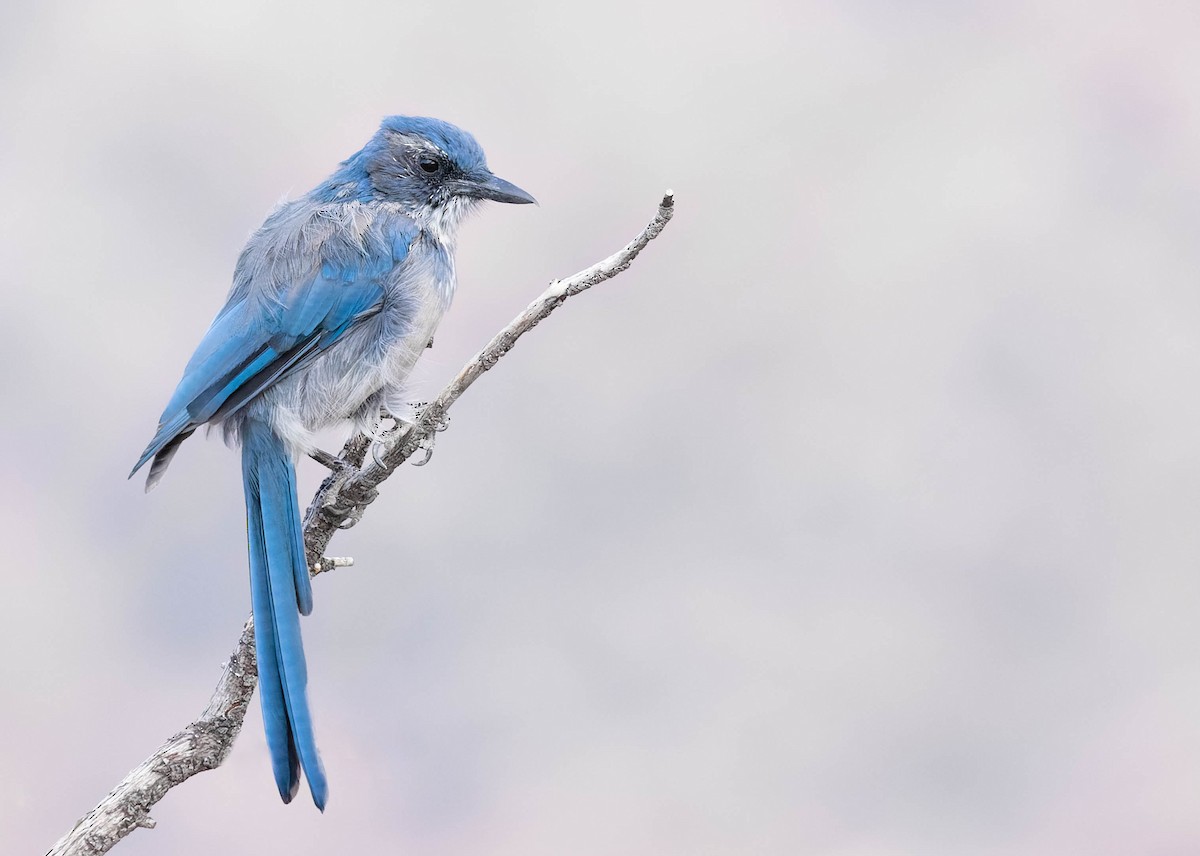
(132, 116), (535, 809)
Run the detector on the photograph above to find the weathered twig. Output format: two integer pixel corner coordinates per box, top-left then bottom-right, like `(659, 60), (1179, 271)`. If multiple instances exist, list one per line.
(46, 623), (259, 855)
(47, 191), (675, 856)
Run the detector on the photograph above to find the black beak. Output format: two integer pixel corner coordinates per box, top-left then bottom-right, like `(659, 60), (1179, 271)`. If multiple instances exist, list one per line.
(460, 171), (537, 205)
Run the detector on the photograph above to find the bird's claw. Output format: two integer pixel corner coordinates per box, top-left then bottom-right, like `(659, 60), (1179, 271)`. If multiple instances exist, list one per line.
(410, 428), (439, 467)
(407, 403), (450, 468)
(371, 404), (451, 468)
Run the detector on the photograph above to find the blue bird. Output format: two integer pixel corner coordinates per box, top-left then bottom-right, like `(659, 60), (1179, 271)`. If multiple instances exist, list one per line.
(131, 116), (535, 809)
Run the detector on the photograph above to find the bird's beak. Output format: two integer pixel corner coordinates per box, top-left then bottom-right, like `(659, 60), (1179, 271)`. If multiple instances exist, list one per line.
(460, 171), (537, 205)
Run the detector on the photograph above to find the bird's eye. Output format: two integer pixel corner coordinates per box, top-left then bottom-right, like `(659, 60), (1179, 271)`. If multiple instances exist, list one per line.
(418, 156), (441, 174)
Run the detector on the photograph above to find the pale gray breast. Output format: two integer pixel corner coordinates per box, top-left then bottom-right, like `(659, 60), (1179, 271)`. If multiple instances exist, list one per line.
(374, 230), (457, 392)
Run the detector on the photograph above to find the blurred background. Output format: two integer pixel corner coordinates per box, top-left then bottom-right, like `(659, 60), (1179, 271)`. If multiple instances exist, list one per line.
(5, 1), (1200, 853)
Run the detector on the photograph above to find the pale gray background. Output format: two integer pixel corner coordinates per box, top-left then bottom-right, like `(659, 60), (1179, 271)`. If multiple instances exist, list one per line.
(4, 1), (1200, 853)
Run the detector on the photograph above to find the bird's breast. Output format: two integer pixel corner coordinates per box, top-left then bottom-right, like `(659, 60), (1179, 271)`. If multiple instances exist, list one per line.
(373, 268), (454, 393)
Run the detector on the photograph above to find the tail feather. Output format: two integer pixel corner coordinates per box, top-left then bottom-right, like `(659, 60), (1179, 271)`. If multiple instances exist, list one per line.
(242, 419), (327, 810)
(245, 483), (301, 803)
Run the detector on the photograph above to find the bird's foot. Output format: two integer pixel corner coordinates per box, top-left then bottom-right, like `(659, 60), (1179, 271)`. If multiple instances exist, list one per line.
(409, 417), (448, 467)
(372, 403), (451, 468)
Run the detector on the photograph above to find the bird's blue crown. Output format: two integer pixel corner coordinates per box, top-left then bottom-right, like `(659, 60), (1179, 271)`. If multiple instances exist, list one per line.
(314, 115), (489, 203)
(376, 115), (486, 171)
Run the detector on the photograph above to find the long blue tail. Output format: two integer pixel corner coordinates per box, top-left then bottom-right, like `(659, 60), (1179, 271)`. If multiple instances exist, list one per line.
(241, 419), (327, 810)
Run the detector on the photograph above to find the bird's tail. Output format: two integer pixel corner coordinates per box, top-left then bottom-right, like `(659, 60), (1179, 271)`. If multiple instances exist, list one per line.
(241, 418), (327, 810)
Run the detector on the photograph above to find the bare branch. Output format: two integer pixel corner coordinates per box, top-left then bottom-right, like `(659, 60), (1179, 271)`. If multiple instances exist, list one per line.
(47, 191), (675, 855)
(47, 623), (258, 856)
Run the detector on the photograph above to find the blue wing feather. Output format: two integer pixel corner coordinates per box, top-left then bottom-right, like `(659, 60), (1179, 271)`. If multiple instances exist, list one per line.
(130, 221), (414, 484)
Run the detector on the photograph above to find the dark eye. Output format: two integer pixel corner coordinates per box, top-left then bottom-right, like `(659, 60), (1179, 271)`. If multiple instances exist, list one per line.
(418, 156), (441, 174)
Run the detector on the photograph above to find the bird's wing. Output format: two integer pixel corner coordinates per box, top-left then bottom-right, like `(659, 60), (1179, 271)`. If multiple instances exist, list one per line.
(131, 219), (417, 484)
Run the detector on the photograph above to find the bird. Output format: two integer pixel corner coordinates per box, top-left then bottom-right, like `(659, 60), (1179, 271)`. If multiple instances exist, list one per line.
(130, 116), (535, 810)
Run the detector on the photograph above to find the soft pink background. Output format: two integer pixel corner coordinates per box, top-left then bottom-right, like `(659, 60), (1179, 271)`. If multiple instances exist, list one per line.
(5, 1), (1200, 853)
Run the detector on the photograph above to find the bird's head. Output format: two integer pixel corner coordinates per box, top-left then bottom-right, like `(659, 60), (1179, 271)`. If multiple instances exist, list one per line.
(323, 116), (535, 231)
